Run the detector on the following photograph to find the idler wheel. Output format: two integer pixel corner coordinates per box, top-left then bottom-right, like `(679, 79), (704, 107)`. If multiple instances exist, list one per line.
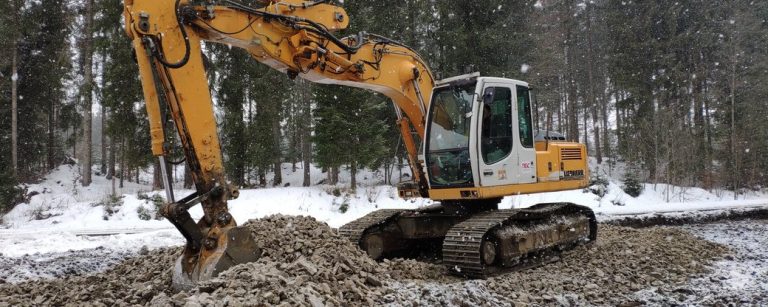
(481, 239), (498, 266)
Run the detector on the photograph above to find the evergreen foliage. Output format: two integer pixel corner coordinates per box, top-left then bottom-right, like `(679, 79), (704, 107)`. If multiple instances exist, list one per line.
(16, 0), (71, 177)
(0, 166), (22, 213)
(2, 0), (768, 198)
(96, 0), (150, 185)
(313, 86), (392, 189)
(622, 167), (644, 198)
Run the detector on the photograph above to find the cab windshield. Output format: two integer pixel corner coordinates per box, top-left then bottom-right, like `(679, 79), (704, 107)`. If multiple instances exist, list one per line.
(426, 83), (476, 187)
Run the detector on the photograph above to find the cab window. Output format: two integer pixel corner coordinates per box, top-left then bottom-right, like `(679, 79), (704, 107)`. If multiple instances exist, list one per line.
(481, 87), (513, 165)
(517, 86), (534, 148)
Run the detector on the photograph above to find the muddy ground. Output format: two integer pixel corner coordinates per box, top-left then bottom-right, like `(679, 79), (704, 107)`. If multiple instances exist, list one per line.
(1, 215), (766, 306)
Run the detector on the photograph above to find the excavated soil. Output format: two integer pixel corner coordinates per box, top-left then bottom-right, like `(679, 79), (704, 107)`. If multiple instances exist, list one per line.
(0, 215), (729, 306)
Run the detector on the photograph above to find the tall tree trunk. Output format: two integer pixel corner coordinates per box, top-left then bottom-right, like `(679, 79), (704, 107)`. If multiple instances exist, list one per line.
(119, 138), (125, 189)
(183, 163), (193, 189)
(615, 92), (622, 156)
(272, 114), (282, 186)
(730, 55), (738, 199)
(350, 161), (357, 192)
(48, 98), (55, 170)
(101, 108), (107, 175)
(11, 43), (18, 178)
(258, 169), (267, 187)
(107, 136), (116, 180)
(585, 3), (601, 163)
(301, 81), (312, 187)
(81, 0), (95, 186)
(601, 90), (611, 163)
(331, 166), (339, 185)
(153, 160), (162, 189)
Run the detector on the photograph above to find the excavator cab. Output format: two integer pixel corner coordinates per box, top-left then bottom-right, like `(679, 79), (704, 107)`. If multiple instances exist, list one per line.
(423, 73), (590, 201)
(425, 73), (538, 192)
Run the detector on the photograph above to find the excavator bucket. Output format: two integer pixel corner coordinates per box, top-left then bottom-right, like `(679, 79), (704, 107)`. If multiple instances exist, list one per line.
(172, 226), (261, 291)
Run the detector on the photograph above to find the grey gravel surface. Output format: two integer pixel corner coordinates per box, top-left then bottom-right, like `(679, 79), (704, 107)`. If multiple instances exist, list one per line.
(0, 215), (758, 307)
(634, 220), (768, 306)
(0, 247), (133, 283)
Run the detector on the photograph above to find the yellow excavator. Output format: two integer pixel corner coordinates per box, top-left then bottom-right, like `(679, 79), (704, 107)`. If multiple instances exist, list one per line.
(123, 0), (597, 290)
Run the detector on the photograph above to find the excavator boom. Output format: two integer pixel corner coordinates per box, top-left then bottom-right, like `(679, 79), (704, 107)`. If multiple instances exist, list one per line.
(123, 0), (435, 290)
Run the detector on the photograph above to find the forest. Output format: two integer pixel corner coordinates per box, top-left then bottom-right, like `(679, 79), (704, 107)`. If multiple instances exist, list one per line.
(1, 0), (767, 210)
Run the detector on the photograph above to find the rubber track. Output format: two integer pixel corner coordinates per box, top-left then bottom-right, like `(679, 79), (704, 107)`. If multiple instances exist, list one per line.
(442, 203), (593, 278)
(338, 209), (405, 245)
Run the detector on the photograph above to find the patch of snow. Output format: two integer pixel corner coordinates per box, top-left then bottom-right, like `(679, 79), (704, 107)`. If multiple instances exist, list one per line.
(1, 160), (766, 259)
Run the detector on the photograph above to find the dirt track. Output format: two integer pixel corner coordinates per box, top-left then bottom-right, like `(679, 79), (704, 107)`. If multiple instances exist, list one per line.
(1, 215), (765, 306)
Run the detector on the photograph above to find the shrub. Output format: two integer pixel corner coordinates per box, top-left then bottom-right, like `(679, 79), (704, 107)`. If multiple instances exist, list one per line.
(0, 172), (24, 214)
(97, 194), (124, 220)
(622, 170), (644, 198)
(138, 192), (165, 220)
(588, 171), (609, 198)
(137, 206), (152, 221)
(339, 198), (350, 213)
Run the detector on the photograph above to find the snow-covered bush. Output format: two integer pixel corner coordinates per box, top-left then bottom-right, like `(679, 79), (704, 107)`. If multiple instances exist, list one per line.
(136, 205), (153, 221)
(622, 170), (644, 198)
(96, 195), (124, 220)
(0, 182), (25, 214)
(0, 167), (25, 214)
(587, 171), (610, 197)
(339, 199), (350, 214)
(137, 192), (165, 220)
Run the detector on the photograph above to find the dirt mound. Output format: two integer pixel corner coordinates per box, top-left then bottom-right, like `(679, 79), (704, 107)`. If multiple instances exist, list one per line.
(0, 216), (730, 306)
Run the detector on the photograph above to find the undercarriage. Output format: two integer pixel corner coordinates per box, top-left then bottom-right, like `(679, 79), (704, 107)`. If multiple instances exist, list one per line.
(339, 201), (597, 278)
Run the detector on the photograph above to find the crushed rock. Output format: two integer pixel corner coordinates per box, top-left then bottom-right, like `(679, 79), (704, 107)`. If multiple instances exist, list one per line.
(179, 215), (392, 306)
(0, 247), (133, 283)
(0, 247), (178, 306)
(381, 225), (727, 306)
(0, 216), (730, 306)
(634, 220), (768, 306)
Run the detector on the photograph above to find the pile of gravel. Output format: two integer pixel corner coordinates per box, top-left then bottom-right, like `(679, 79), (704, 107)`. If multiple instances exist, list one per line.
(167, 215), (406, 306)
(636, 221), (768, 306)
(381, 225), (728, 306)
(0, 215), (731, 306)
(0, 247), (178, 306)
(0, 247), (132, 284)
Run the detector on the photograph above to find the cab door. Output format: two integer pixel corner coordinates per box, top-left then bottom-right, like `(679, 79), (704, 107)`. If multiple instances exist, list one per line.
(514, 85), (537, 184)
(476, 83), (517, 187)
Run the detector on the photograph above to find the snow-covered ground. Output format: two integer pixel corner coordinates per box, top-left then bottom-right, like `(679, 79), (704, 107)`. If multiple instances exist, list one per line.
(1, 162), (766, 259)
(633, 220), (768, 305)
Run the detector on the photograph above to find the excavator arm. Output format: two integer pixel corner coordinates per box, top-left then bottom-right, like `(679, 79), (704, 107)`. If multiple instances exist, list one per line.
(122, 0), (434, 289)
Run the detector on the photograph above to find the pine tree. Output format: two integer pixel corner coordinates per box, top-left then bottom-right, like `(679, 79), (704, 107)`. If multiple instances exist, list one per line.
(212, 46), (250, 187)
(96, 0), (147, 187)
(314, 85), (392, 190)
(80, 0), (96, 186)
(16, 0), (71, 178)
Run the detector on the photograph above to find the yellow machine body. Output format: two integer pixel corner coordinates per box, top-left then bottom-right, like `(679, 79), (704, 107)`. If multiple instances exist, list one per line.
(121, 0), (592, 289)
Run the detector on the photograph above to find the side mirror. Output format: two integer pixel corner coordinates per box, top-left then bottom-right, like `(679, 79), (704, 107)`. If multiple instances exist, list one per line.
(482, 87), (495, 106)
